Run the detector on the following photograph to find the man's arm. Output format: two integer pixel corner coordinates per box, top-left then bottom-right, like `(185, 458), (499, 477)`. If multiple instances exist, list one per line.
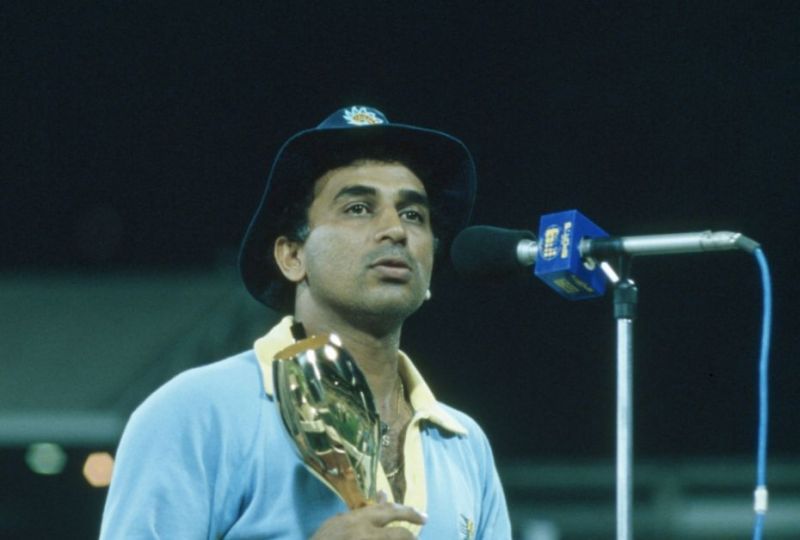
(100, 373), (221, 538)
(475, 425), (513, 540)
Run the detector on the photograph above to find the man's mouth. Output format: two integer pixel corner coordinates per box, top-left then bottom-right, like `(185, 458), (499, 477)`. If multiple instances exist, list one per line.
(369, 256), (413, 280)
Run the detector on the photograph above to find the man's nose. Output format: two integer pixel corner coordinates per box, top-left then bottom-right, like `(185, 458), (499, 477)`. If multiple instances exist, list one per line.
(374, 208), (407, 244)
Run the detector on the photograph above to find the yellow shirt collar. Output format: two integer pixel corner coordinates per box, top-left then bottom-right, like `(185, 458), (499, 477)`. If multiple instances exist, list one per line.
(254, 316), (467, 436)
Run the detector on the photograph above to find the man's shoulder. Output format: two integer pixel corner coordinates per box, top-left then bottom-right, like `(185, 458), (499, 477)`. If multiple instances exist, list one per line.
(169, 349), (262, 395)
(423, 401), (502, 483)
(434, 401), (490, 442)
(129, 349), (264, 427)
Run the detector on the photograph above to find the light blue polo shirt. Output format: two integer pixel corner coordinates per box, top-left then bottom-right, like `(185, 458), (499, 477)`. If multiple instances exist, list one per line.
(101, 317), (512, 539)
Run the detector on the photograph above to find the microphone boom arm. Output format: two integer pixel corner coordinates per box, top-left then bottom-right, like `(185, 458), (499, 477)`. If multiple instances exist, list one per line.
(585, 231), (760, 258)
(516, 230), (760, 266)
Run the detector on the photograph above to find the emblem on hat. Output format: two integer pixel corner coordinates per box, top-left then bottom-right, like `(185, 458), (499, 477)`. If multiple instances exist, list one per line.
(343, 106), (384, 126)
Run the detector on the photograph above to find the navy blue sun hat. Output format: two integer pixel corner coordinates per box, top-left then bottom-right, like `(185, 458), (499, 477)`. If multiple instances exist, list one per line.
(239, 105), (477, 311)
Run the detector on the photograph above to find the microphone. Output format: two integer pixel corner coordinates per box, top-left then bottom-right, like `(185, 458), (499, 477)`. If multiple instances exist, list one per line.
(449, 226), (536, 280)
(451, 209), (760, 300)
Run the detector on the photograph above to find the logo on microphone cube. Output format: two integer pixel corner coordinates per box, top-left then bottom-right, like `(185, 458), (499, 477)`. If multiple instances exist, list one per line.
(541, 225), (560, 260)
(542, 222), (574, 261)
(534, 210), (608, 300)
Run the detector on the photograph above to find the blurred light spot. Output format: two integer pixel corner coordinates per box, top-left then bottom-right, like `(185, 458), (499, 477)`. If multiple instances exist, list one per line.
(524, 519), (561, 540)
(83, 452), (114, 487)
(25, 443), (67, 475)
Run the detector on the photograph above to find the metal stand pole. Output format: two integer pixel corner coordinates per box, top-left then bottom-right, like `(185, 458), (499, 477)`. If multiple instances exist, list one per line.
(613, 276), (638, 540)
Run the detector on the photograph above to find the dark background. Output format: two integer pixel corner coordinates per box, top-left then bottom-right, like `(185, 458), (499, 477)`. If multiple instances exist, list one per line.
(2, 2), (798, 537)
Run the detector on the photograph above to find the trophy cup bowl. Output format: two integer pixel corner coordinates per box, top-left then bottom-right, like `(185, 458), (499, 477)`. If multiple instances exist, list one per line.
(273, 332), (380, 509)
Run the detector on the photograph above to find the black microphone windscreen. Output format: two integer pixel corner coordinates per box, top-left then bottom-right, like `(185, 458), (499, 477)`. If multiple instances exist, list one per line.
(450, 226), (535, 280)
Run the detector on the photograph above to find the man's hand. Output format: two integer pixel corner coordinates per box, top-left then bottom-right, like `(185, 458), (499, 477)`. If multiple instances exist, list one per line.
(310, 492), (427, 540)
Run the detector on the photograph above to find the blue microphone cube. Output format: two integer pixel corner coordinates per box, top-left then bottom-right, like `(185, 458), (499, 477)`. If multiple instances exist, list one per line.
(534, 210), (608, 300)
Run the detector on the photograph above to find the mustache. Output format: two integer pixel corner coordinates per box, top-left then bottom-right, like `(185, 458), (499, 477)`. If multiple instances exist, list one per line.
(366, 248), (414, 268)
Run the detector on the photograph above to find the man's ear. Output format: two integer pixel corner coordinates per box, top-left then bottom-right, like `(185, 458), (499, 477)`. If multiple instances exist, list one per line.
(273, 236), (306, 283)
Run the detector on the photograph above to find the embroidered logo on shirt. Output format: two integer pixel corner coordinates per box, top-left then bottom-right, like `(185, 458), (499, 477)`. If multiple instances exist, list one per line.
(342, 106), (384, 126)
(459, 513), (475, 540)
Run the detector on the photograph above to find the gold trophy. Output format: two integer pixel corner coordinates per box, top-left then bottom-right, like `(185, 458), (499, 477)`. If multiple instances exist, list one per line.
(272, 324), (380, 509)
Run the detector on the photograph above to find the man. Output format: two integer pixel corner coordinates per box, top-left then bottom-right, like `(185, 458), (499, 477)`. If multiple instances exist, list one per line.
(101, 106), (512, 539)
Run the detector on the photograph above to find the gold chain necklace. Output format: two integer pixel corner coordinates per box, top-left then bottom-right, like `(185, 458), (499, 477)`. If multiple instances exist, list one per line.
(384, 461), (404, 478)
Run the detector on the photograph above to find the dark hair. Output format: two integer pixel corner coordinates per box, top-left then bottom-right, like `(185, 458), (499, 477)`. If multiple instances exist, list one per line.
(266, 142), (448, 312)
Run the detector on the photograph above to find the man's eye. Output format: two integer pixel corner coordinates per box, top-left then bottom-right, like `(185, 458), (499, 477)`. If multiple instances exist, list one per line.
(345, 203), (370, 215)
(401, 209), (426, 223)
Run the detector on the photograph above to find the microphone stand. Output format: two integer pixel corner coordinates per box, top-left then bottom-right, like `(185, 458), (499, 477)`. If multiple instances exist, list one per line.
(456, 224), (760, 539)
(602, 257), (638, 540)
(592, 231), (756, 540)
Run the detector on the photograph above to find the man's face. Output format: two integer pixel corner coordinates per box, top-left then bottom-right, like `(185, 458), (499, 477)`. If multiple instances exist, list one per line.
(294, 160), (435, 325)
